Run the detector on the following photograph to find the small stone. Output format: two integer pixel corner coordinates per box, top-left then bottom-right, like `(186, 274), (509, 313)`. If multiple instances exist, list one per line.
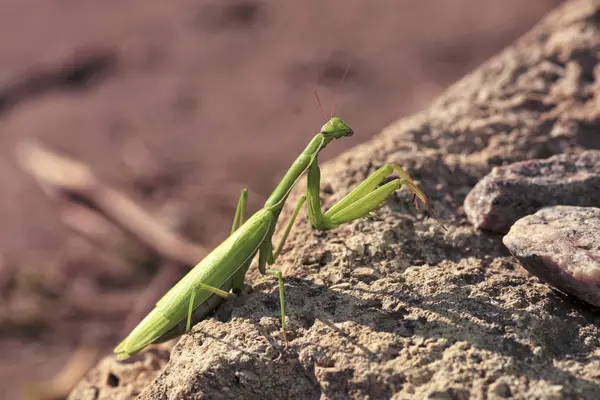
(465, 151), (600, 233)
(503, 206), (600, 306)
(489, 381), (512, 398)
(351, 267), (375, 279)
(427, 388), (470, 399)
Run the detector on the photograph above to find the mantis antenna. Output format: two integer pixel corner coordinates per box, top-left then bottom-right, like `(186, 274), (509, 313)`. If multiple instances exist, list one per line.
(314, 90), (327, 121)
(314, 63), (351, 121)
(330, 63), (351, 117)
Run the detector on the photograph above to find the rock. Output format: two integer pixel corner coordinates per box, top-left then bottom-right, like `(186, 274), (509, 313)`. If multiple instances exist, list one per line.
(68, 346), (169, 400)
(503, 206), (600, 307)
(464, 151), (600, 234)
(71, 1), (600, 399)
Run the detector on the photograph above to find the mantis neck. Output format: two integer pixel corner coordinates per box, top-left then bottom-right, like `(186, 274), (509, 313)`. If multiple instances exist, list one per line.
(264, 133), (328, 212)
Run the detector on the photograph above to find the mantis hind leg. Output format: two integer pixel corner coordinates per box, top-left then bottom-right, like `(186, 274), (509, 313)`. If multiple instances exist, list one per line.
(306, 161), (442, 230)
(230, 189), (248, 235)
(230, 189), (251, 292)
(186, 283), (230, 333)
(185, 189), (249, 333)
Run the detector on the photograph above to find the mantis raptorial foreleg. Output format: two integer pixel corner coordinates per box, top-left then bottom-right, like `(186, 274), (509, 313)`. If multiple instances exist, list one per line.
(307, 161), (440, 230)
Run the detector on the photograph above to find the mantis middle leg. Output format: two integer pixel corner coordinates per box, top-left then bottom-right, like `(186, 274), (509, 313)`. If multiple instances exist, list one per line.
(255, 195), (307, 342)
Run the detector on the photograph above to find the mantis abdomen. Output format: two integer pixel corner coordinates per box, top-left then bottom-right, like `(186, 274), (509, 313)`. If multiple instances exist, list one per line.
(114, 209), (274, 359)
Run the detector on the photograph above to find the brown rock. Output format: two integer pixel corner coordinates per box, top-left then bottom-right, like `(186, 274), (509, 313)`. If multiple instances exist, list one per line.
(464, 151), (600, 234)
(503, 206), (600, 307)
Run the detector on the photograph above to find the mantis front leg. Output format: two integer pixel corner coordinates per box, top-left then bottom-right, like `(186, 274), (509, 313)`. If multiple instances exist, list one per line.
(306, 160), (441, 230)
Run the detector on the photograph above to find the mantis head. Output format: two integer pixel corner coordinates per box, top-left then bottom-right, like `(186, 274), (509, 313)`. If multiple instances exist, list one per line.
(320, 117), (354, 140)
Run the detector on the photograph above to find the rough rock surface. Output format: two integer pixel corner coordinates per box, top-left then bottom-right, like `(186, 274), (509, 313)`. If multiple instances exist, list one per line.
(71, 1), (600, 399)
(464, 151), (600, 233)
(66, 347), (169, 400)
(1, 2), (561, 396)
(503, 206), (600, 307)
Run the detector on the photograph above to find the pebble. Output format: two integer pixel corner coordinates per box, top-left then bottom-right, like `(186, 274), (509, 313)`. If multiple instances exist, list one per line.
(464, 151), (600, 233)
(503, 206), (600, 307)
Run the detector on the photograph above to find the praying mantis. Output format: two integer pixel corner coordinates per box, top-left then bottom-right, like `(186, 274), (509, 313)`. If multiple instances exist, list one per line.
(114, 116), (441, 360)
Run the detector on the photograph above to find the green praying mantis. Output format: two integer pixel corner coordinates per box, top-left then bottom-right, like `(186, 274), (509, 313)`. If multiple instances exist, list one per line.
(114, 116), (441, 360)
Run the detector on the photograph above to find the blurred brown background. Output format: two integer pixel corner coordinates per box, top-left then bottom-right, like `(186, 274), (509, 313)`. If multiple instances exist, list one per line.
(0, 1), (562, 398)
